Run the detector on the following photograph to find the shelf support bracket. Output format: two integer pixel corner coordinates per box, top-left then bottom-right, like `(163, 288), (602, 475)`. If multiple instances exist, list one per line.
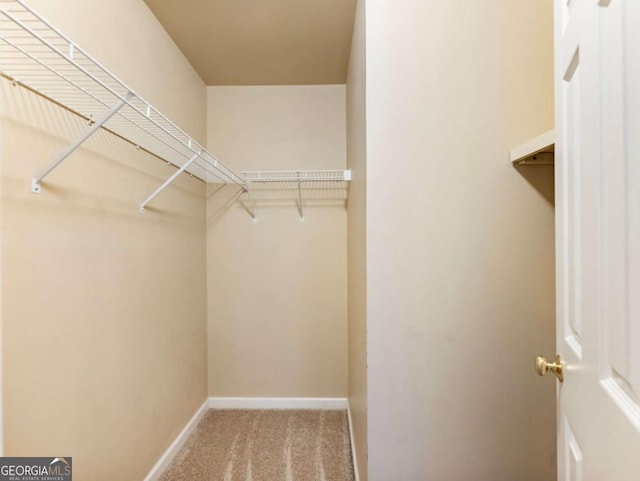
(31, 92), (135, 193)
(140, 149), (203, 213)
(296, 175), (304, 223)
(244, 182), (257, 223)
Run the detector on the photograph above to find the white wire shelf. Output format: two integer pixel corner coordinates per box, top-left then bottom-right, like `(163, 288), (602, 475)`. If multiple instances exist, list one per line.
(242, 170), (352, 183)
(0, 0), (350, 220)
(241, 170), (351, 223)
(0, 0), (244, 194)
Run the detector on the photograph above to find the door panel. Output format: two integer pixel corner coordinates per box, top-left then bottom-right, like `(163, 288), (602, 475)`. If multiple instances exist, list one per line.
(561, 47), (583, 358)
(563, 417), (583, 481)
(555, 1), (640, 480)
(599, 0), (640, 431)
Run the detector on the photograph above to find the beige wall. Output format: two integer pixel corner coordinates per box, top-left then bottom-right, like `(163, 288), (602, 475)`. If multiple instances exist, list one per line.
(1, 1), (208, 480)
(346, 0), (368, 479)
(365, 1), (556, 480)
(206, 85), (348, 397)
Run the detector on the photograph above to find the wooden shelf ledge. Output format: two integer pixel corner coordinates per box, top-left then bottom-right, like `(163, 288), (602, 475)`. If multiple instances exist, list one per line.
(510, 129), (555, 165)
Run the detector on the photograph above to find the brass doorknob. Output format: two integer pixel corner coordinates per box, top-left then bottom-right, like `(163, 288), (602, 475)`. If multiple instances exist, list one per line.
(535, 354), (564, 382)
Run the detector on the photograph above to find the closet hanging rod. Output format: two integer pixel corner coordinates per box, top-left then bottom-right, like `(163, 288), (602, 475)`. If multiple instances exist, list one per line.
(0, 0), (245, 196)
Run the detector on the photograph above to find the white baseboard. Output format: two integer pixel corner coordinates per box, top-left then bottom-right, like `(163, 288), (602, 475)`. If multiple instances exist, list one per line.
(208, 397), (348, 410)
(144, 399), (209, 481)
(347, 400), (361, 481)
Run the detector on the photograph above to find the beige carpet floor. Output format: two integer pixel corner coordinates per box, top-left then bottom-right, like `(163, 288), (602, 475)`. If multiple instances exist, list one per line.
(159, 409), (355, 481)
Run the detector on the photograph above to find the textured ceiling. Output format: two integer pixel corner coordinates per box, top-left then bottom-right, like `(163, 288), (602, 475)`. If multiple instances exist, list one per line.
(143, 0), (357, 85)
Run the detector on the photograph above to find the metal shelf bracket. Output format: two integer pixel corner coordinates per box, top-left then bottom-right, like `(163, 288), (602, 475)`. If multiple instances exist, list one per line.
(297, 175), (305, 223)
(31, 92), (134, 193)
(244, 183), (258, 223)
(140, 149), (203, 213)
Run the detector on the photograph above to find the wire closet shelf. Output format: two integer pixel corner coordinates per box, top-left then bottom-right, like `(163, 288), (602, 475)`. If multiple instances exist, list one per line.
(242, 170), (352, 183)
(0, 0), (351, 218)
(0, 0), (244, 202)
(241, 169), (351, 224)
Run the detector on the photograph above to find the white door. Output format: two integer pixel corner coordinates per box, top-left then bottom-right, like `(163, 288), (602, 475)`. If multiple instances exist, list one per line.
(550, 0), (640, 480)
